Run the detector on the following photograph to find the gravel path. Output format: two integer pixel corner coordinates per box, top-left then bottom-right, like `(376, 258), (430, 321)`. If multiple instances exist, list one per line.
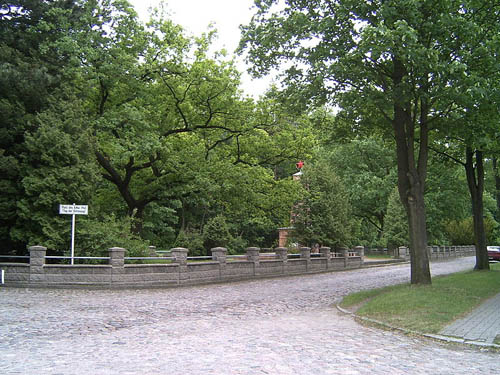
(1, 257), (498, 374)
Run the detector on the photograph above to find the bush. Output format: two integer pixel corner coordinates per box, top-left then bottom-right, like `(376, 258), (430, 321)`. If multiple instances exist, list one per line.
(173, 229), (205, 256)
(227, 235), (247, 255)
(382, 186), (409, 249)
(203, 215), (232, 252)
(77, 215), (149, 258)
(292, 160), (354, 248)
(444, 216), (497, 245)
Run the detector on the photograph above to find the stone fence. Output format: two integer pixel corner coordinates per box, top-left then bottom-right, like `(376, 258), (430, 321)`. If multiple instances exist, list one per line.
(396, 245), (476, 260)
(0, 245), (365, 288)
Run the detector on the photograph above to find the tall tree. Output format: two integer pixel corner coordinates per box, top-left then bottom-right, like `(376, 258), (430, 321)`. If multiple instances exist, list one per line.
(0, 0), (87, 251)
(293, 159), (354, 248)
(325, 138), (397, 243)
(240, 0), (500, 284)
(493, 158), (500, 222)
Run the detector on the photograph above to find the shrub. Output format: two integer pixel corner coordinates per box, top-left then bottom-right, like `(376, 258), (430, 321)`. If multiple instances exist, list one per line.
(173, 229), (205, 256)
(444, 216), (497, 245)
(203, 215), (232, 252)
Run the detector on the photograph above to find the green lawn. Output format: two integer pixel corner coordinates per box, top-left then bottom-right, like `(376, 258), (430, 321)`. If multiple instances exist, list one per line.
(364, 254), (393, 260)
(340, 262), (500, 334)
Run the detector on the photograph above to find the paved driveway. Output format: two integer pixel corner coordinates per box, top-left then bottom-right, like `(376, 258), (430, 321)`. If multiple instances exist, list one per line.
(1, 257), (498, 374)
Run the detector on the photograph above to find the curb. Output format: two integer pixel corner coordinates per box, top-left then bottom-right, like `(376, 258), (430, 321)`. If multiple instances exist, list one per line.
(362, 259), (409, 268)
(336, 304), (500, 350)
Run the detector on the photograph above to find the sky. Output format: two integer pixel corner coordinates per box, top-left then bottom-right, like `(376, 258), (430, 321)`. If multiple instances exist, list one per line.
(129, 0), (274, 98)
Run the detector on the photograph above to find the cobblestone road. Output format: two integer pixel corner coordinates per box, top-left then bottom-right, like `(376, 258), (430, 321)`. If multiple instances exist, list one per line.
(1, 257), (498, 374)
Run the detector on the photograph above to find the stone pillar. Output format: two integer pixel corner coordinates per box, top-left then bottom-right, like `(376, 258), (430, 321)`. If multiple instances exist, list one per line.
(211, 247), (227, 264)
(148, 246), (157, 257)
(171, 247), (188, 265)
(171, 247), (189, 284)
(354, 246), (364, 264)
(337, 246), (348, 267)
(108, 247), (125, 284)
(300, 246), (311, 259)
(212, 247), (227, 280)
(246, 247), (260, 262)
(319, 247), (331, 259)
(109, 247), (125, 268)
(300, 247), (311, 271)
(398, 246), (409, 260)
(246, 247), (260, 276)
(274, 247), (288, 274)
(29, 245), (46, 283)
(274, 247), (288, 261)
(320, 247), (331, 269)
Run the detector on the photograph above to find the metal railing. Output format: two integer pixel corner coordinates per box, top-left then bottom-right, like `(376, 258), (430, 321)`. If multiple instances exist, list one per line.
(187, 256), (213, 261)
(0, 255), (30, 263)
(44, 256), (110, 265)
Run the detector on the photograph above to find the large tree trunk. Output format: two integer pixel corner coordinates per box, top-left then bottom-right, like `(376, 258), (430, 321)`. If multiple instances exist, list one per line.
(95, 150), (155, 236)
(465, 148), (489, 270)
(392, 120), (432, 284)
(406, 177), (431, 284)
(130, 204), (146, 235)
(493, 158), (500, 222)
(392, 57), (432, 284)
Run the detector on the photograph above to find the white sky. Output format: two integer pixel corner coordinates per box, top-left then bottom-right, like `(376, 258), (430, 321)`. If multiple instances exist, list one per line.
(129, 0), (274, 98)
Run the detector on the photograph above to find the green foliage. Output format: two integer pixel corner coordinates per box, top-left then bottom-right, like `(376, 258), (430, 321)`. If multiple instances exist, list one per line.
(10, 99), (98, 250)
(0, 0), (87, 250)
(424, 157), (471, 244)
(203, 215), (232, 252)
(77, 214), (150, 258)
(382, 187), (409, 249)
(240, 0), (500, 283)
(173, 229), (205, 256)
(293, 160), (354, 248)
(445, 217), (497, 246)
(9, 0), (499, 260)
(226, 235), (248, 255)
(325, 138), (397, 245)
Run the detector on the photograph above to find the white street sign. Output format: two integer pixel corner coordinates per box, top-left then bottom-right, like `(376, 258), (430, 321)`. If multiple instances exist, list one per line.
(59, 204), (88, 215)
(59, 203), (88, 265)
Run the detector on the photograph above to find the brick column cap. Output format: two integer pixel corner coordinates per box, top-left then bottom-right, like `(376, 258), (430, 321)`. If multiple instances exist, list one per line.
(29, 245), (47, 251)
(171, 247), (189, 253)
(109, 247), (126, 252)
(211, 247), (227, 263)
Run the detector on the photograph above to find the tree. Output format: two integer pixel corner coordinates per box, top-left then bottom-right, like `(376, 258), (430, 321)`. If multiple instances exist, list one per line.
(325, 138), (397, 245)
(493, 158), (500, 222)
(11, 99), (98, 249)
(293, 160), (354, 248)
(0, 0), (87, 251)
(382, 186), (409, 251)
(240, 0), (500, 284)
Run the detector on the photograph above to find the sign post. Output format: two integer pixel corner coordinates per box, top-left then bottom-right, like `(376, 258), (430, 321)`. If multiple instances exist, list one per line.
(59, 203), (88, 265)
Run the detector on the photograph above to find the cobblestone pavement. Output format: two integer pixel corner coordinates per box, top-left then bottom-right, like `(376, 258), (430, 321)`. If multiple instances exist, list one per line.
(1, 257), (498, 374)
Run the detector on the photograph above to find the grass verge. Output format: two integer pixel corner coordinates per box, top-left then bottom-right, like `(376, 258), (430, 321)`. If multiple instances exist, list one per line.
(340, 262), (500, 334)
(364, 254), (393, 260)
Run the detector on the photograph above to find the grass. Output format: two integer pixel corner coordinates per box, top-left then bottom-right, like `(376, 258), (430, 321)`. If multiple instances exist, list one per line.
(340, 262), (500, 334)
(364, 254), (393, 260)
